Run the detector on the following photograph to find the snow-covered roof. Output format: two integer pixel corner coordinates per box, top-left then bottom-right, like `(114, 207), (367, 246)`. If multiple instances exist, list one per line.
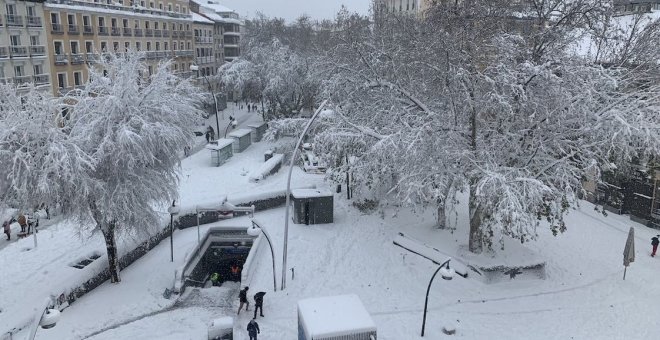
(195, 0), (235, 14)
(298, 294), (376, 338)
(45, 2), (192, 21)
(228, 128), (252, 138)
(205, 138), (233, 150)
(291, 188), (332, 199)
(192, 12), (213, 24)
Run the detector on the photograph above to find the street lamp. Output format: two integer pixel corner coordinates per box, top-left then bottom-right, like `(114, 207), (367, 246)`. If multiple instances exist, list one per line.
(190, 65), (221, 137)
(168, 200), (180, 262)
(281, 100), (328, 290)
(421, 258), (463, 337)
(27, 297), (61, 340)
(248, 220), (277, 292)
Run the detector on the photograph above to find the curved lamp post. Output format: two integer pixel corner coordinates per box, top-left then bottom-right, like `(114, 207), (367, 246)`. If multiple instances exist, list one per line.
(168, 200), (180, 262)
(248, 220), (277, 292)
(421, 259), (455, 337)
(190, 65), (221, 136)
(281, 100), (328, 290)
(28, 297), (61, 340)
(224, 116), (237, 138)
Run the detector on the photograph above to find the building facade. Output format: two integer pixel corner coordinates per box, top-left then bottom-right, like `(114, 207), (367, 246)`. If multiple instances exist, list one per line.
(190, 0), (240, 62)
(43, 0), (195, 95)
(376, 0), (433, 15)
(0, 0), (52, 91)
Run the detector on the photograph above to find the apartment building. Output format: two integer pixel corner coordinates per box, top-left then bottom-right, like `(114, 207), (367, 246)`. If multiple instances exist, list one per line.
(613, 0), (660, 14)
(43, 0), (195, 95)
(191, 12), (213, 76)
(0, 0), (52, 91)
(376, 0), (433, 15)
(190, 0), (240, 62)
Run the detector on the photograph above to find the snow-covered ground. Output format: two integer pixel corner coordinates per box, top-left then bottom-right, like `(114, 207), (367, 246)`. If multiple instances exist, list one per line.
(3, 106), (659, 339)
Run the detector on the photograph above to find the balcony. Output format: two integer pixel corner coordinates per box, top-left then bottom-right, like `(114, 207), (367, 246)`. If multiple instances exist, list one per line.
(10, 46), (28, 57)
(171, 31), (179, 38)
(33, 74), (50, 85)
(51, 23), (64, 34)
(83, 25), (93, 35)
(185, 31), (192, 38)
(123, 27), (132, 36)
(145, 28), (153, 37)
(145, 51), (158, 59)
(86, 53), (98, 64)
(0, 47), (7, 58)
(111, 27), (121, 36)
(154, 29), (162, 37)
(162, 30), (170, 38)
(29, 45), (46, 56)
(68, 24), (80, 35)
(54, 54), (69, 65)
(27, 16), (42, 27)
(6, 14), (23, 27)
(134, 28), (143, 37)
(70, 54), (85, 65)
(98, 26), (108, 35)
(14, 75), (33, 86)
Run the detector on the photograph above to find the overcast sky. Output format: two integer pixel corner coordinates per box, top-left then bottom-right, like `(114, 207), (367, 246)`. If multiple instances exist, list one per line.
(218, 0), (372, 22)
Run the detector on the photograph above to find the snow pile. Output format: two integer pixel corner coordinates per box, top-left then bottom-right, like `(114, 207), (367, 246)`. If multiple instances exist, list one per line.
(248, 153), (283, 182)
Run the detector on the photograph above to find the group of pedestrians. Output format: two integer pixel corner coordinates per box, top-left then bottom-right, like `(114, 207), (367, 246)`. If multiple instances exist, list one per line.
(3, 213), (39, 241)
(238, 286), (266, 340)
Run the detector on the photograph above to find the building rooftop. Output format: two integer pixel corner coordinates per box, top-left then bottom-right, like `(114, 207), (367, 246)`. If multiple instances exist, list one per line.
(192, 12), (213, 24)
(298, 294), (376, 338)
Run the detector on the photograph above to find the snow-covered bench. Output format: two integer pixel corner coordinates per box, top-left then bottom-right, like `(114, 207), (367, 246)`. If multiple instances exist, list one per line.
(248, 153), (283, 183)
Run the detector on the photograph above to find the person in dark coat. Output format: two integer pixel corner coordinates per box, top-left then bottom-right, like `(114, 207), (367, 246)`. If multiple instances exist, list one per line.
(238, 286), (250, 314)
(247, 319), (260, 340)
(3, 221), (10, 240)
(253, 292), (266, 319)
(652, 235), (659, 257)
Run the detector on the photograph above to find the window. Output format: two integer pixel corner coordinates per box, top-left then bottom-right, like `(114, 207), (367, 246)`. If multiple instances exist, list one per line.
(74, 72), (82, 86)
(10, 35), (21, 46)
(179, 42), (183, 50)
(186, 42), (191, 50)
(185, 24), (189, 31)
(34, 64), (43, 76)
(30, 36), (40, 46)
(148, 65), (153, 75)
(57, 73), (67, 88)
(135, 42), (141, 51)
(155, 22), (159, 29)
(100, 41), (107, 52)
(50, 13), (60, 24)
(27, 6), (36, 17)
(146, 42), (151, 51)
(135, 19), (140, 28)
(123, 19), (129, 28)
(168, 4), (172, 11)
(113, 41), (119, 51)
(54, 41), (64, 55)
(145, 21), (150, 29)
(83, 16), (90, 26)
(164, 42), (168, 50)
(140, 1), (145, 7)
(150, 2), (154, 8)
(67, 14), (75, 25)
(155, 42), (160, 50)
(125, 42), (130, 51)
(175, 5), (180, 12)
(159, 3), (163, 10)
(111, 18), (117, 28)
(70, 41), (79, 54)
(85, 41), (93, 53)
(14, 65), (24, 77)
(182, 7), (186, 14)
(98, 17), (105, 27)
(6, 4), (16, 15)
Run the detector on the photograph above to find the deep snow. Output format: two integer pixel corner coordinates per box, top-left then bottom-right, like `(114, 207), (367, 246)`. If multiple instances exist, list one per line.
(2, 107), (659, 340)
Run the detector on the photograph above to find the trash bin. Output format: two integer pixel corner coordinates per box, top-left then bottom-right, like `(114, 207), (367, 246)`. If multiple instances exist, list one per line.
(264, 150), (274, 162)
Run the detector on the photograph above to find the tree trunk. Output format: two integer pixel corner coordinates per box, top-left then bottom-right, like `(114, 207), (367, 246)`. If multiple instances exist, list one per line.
(437, 179), (454, 229)
(468, 186), (483, 254)
(101, 223), (121, 283)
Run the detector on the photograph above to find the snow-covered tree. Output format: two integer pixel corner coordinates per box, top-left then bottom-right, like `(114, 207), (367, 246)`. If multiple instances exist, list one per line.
(60, 53), (202, 282)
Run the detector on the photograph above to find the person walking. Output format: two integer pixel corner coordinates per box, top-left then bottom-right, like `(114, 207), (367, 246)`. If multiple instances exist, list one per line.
(247, 319), (260, 340)
(3, 220), (10, 240)
(17, 214), (27, 233)
(652, 235), (659, 257)
(253, 292), (266, 319)
(238, 286), (250, 314)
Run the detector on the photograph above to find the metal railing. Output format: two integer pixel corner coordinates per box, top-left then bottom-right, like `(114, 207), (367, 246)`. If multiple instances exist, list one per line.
(123, 27), (132, 36)
(10, 46), (28, 57)
(163, 30), (170, 38)
(145, 28), (153, 37)
(14, 75), (32, 85)
(0, 47), (8, 58)
(86, 53), (98, 63)
(27, 16), (42, 27)
(30, 45), (46, 56)
(83, 25), (93, 34)
(6, 14), (23, 26)
(154, 29), (162, 37)
(134, 28), (143, 36)
(68, 24), (79, 34)
(98, 26), (108, 35)
(54, 54), (68, 65)
(34, 74), (49, 85)
(111, 27), (121, 36)
(51, 23), (64, 34)
(70, 54), (85, 64)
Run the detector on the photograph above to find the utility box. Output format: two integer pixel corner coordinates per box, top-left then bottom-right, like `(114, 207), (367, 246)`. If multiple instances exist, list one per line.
(291, 189), (333, 225)
(205, 139), (234, 167)
(247, 122), (268, 142)
(227, 129), (252, 153)
(208, 317), (233, 340)
(298, 294), (377, 340)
